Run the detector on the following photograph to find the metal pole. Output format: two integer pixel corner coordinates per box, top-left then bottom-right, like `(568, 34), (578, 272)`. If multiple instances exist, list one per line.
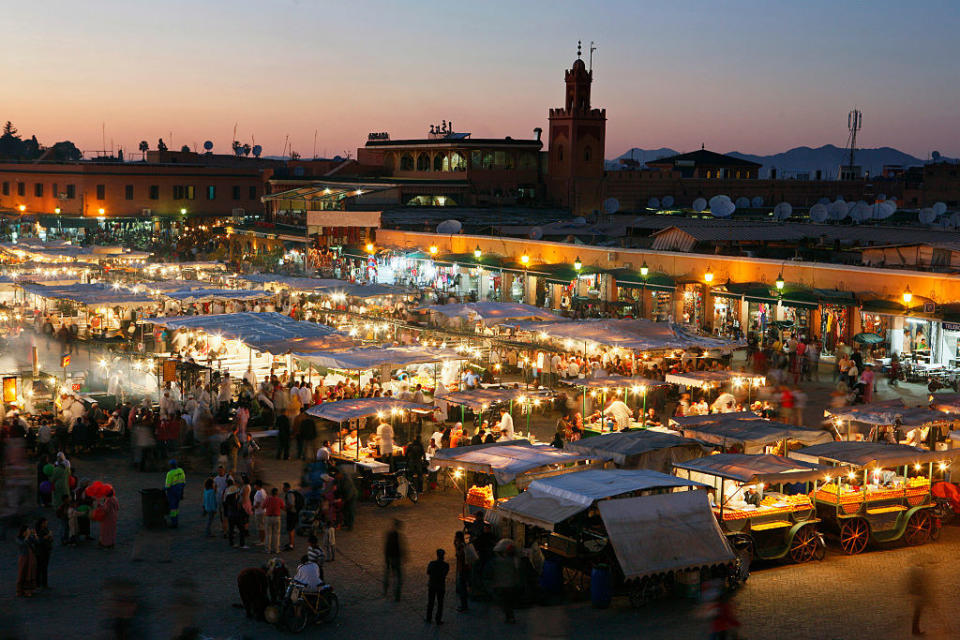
(641, 389), (647, 429)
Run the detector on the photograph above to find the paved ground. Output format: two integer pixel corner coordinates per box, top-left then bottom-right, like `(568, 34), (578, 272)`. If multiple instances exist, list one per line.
(2, 333), (957, 639)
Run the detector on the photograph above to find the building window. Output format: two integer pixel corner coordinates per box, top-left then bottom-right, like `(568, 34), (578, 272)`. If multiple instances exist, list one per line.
(52, 183), (58, 199)
(1, 182), (8, 195)
(96, 184), (105, 200)
(470, 151), (482, 168)
(433, 154), (444, 172)
(186, 185), (195, 200)
(232, 185), (241, 200)
(481, 152), (494, 170)
(416, 154), (430, 171)
(736, 171), (741, 179)
(66, 184), (76, 199)
(207, 185), (216, 200)
(173, 185), (184, 200)
(584, 146), (592, 162)
(494, 151), (507, 168)
(17, 182), (25, 196)
(450, 152), (466, 171)
(519, 153), (537, 170)
(706, 170), (712, 179)
(125, 185), (134, 200)
(149, 185), (159, 200)
(248, 186), (257, 200)
(399, 154), (414, 171)
(34, 183), (43, 197)
(557, 145), (564, 162)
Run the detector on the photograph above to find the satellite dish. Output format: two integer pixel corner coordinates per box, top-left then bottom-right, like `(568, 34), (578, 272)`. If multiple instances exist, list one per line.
(876, 202), (896, 219)
(919, 208), (937, 224)
(692, 198), (707, 213)
(828, 199), (848, 221)
(850, 202), (871, 223)
(709, 195), (735, 218)
(933, 202), (948, 217)
(950, 212), (960, 228)
(876, 193), (887, 201)
(647, 197), (660, 210)
(661, 196), (675, 208)
(252, 144), (263, 158)
(528, 227), (543, 240)
(202, 140), (214, 151)
(817, 197), (830, 205)
(735, 197), (750, 209)
(602, 198), (620, 215)
(809, 203), (829, 223)
(571, 216), (587, 225)
(436, 219), (462, 234)
(772, 202), (793, 221)
(751, 196), (764, 208)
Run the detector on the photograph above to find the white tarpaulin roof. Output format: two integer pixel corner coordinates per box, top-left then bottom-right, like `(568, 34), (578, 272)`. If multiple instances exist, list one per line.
(826, 400), (953, 427)
(563, 430), (707, 470)
(137, 279), (210, 293)
(145, 312), (354, 353)
(418, 302), (562, 324)
(599, 491), (734, 580)
(20, 283), (154, 307)
(435, 387), (528, 409)
(570, 375), (670, 390)
(497, 469), (702, 530)
(242, 274), (347, 290)
(790, 441), (960, 468)
(306, 398), (432, 422)
(294, 345), (462, 371)
(665, 371), (765, 388)
(524, 319), (741, 353)
(431, 440), (604, 485)
(163, 289), (273, 303)
(931, 393), (960, 414)
(674, 453), (828, 484)
(675, 414), (832, 450)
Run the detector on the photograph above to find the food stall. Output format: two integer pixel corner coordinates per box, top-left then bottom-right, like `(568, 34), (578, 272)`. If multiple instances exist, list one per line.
(597, 490), (737, 605)
(20, 282), (155, 339)
(434, 387), (532, 432)
(825, 400), (959, 449)
(674, 453), (830, 564)
(790, 442), (960, 553)
(307, 397), (433, 474)
(565, 376), (670, 434)
(563, 430), (708, 473)
(430, 440), (605, 522)
(665, 370), (766, 407)
(495, 469), (705, 599)
(671, 412), (833, 454)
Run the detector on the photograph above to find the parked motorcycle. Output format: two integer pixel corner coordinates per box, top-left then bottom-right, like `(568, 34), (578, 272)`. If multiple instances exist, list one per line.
(371, 471), (419, 507)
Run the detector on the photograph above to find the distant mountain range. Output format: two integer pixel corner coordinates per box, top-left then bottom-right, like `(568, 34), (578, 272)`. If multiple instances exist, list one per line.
(608, 145), (956, 178)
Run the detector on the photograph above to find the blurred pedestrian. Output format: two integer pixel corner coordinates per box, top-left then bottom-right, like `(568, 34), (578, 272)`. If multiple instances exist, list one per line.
(34, 518), (53, 590)
(98, 488), (120, 549)
(908, 562), (930, 636)
(263, 487), (284, 554)
(425, 548), (449, 625)
(165, 459), (186, 529)
(202, 477), (218, 537)
(454, 530), (471, 612)
(383, 519), (405, 601)
(15, 525), (37, 597)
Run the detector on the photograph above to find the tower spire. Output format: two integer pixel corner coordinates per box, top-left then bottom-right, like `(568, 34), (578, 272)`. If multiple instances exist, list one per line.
(577, 40), (582, 59)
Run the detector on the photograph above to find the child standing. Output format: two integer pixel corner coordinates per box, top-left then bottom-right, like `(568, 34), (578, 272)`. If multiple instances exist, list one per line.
(202, 478), (218, 537)
(321, 519), (336, 562)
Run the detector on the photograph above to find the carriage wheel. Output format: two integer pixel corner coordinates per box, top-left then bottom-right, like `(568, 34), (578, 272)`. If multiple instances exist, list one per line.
(905, 511), (933, 546)
(788, 525), (819, 563)
(562, 566), (589, 594)
(839, 518), (869, 554)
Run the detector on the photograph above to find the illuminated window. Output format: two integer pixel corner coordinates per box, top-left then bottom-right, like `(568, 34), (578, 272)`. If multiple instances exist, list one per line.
(736, 171), (741, 179)
(482, 152), (494, 170)
(207, 185), (216, 200)
(450, 152), (466, 171)
(470, 151), (482, 168)
(706, 170), (712, 179)
(187, 185), (196, 200)
(494, 151), (507, 168)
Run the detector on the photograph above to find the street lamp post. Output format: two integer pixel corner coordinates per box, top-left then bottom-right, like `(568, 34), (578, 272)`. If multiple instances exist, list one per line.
(640, 261), (649, 319)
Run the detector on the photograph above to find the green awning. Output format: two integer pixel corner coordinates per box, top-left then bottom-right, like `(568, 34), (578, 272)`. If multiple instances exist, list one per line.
(815, 288), (856, 303)
(779, 285), (820, 310)
(860, 299), (911, 316)
(434, 252), (509, 270)
(607, 268), (676, 292)
(339, 244), (375, 258)
(536, 262), (606, 284)
(713, 282), (777, 304)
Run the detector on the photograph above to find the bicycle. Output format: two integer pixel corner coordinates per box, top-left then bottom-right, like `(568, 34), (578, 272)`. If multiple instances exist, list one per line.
(279, 578), (339, 633)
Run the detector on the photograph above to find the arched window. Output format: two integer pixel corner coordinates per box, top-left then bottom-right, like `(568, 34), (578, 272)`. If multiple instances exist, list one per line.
(433, 154), (444, 171)
(400, 154), (414, 171)
(557, 145), (564, 162)
(481, 152), (494, 170)
(518, 153), (537, 170)
(416, 154), (430, 171)
(383, 154), (396, 172)
(449, 152), (466, 171)
(584, 146), (592, 162)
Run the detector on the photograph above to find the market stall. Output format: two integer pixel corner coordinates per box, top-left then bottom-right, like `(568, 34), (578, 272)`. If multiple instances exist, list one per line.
(435, 386), (536, 431)
(416, 302), (563, 329)
(521, 318), (741, 355)
(790, 441), (960, 553)
(20, 282), (155, 339)
(674, 453), (829, 564)
(671, 412), (833, 454)
(566, 376), (670, 433)
(307, 397), (433, 473)
(825, 400), (959, 448)
(563, 430), (707, 472)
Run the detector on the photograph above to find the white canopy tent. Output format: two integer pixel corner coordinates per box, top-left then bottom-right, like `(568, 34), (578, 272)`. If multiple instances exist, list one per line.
(417, 302), (563, 326)
(306, 397), (432, 423)
(598, 491), (735, 580)
(431, 440), (604, 487)
(519, 319), (741, 354)
(292, 346), (462, 371)
(496, 469), (702, 530)
(20, 283), (155, 309)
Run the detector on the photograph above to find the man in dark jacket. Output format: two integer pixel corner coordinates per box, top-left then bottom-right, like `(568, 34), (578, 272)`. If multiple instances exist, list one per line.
(425, 548), (449, 625)
(406, 438), (426, 492)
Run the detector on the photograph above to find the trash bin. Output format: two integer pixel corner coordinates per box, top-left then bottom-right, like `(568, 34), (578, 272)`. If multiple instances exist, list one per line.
(539, 557), (563, 594)
(141, 488), (168, 529)
(678, 569), (700, 600)
(590, 564), (612, 608)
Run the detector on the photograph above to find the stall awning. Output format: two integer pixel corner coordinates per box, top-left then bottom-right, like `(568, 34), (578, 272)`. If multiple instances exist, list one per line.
(607, 268), (676, 293)
(570, 376), (670, 390)
(496, 469), (703, 530)
(665, 371), (764, 388)
(563, 430), (707, 470)
(20, 283), (154, 308)
(433, 253), (510, 270)
(435, 387), (528, 410)
(293, 346), (461, 371)
(430, 440), (604, 485)
(417, 302), (563, 325)
(790, 441), (960, 468)
(535, 262), (606, 285)
(145, 312), (354, 354)
(241, 274), (352, 291)
(598, 491), (734, 580)
(163, 289), (272, 303)
(674, 453), (829, 484)
(673, 414), (833, 450)
(306, 398), (432, 422)
(521, 319), (742, 353)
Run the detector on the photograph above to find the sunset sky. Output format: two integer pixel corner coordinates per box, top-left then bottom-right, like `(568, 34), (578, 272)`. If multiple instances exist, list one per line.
(6, 0), (958, 160)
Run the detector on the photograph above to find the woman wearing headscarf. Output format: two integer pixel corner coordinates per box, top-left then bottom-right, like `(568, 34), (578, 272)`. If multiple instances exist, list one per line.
(98, 488), (120, 549)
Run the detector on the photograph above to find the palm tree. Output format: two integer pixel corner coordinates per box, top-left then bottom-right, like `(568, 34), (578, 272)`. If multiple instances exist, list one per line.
(138, 140), (149, 161)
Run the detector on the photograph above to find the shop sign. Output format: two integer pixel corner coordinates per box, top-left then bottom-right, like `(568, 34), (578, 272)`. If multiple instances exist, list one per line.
(924, 301), (936, 314)
(71, 384), (81, 392)
(942, 321), (960, 332)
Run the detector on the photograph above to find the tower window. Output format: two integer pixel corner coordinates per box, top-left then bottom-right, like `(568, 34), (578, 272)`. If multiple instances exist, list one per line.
(706, 171), (712, 179)
(558, 145), (564, 162)
(584, 146), (592, 162)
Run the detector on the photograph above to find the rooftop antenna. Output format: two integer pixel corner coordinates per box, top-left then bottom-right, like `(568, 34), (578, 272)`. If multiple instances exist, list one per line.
(577, 40), (582, 59)
(845, 108), (862, 177)
(589, 41), (597, 74)
(313, 129), (318, 160)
